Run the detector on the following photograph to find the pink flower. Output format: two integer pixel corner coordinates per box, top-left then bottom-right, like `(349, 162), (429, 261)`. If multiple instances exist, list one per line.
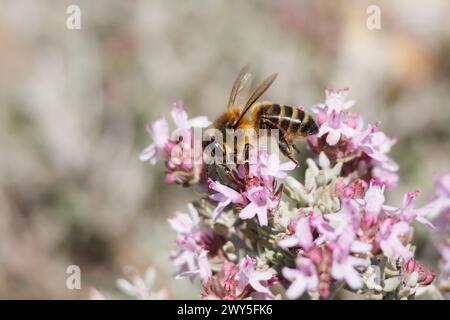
(278, 217), (314, 250)
(239, 185), (278, 226)
(377, 219), (412, 259)
(257, 151), (296, 179)
(343, 199), (363, 231)
(312, 87), (355, 114)
(330, 234), (370, 289)
(317, 110), (357, 146)
(400, 190), (434, 228)
(366, 131), (397, 162)
(355, 184), (400, 218)
(166, 129), (194, 167)
(139, 116), (170, 164)
(312, 88), (361, 147)
(315, 106), (328, 126)
(201, 262), (240, 300)
(310, 212), (336, 245)
(309, 88), (399, 191)
(171, 100), (211, 130)
(171, 236), (199, 280)
(282, 258), (319, 299)
(427, 173), (450, 220)
(171, 237), (211, 285)
(322, 199), (362, 241)
(168, 203), (200, 239)
(201, 257), (274, 300)
(197, 250), (212, 286)
(351, 123), (398, 170)
(208, 178), (246, 220)
(344, 112), (364, 130)
(362, 185), (385, 216)
(140, 100), (210, 167)
(372, 167), (399, 189)
(168, 205), (212, 283)
(236, 256), (274, 299)
(341, 179), (368, 199)
(402, 259), (435, 286)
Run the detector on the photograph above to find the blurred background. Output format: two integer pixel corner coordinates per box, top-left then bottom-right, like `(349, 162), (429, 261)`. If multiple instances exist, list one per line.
(0, 0), (449, 299)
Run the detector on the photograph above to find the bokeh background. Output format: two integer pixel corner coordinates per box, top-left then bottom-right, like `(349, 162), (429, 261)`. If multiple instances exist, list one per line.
(0, 0), (449, 299)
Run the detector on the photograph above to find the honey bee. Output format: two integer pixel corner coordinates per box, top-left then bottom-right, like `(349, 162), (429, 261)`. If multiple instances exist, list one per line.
(206, 64), (318, 167)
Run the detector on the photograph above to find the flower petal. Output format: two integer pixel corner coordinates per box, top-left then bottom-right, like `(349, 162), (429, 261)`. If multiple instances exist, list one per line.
(171, 101), (189, 129)
(139, 144), (160, 164)
(326, 129), (341, 146)
(285, 277), (307, 300)
(278, 236), (300, 248)
(239, 202), (257, 220)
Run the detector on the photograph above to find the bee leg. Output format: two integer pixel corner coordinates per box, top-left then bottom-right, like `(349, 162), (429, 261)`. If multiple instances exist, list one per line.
(261, 118), (299, 165)
(279, 138), (299, 166)
(286, 153), (299, 166)
(219, 164), (244, 188)
(292, 144), (301, 154)
(244, 143), (250, 174)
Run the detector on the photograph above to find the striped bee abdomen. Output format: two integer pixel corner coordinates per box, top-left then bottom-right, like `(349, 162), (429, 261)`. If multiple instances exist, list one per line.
(254, 102), (318, 138)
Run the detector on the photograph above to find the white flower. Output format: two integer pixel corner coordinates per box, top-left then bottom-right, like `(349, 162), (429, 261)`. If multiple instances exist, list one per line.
(312, 88), (355, 114)
(139, 116), (170, 164)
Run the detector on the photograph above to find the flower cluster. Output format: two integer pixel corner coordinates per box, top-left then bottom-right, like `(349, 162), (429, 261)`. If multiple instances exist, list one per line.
(141, 89), (446, 300)
(168, 203), (218, 284)
(309, 88), (399, 188)
(208, 150), (295, 225)
(140, 100), (210, 186)
(201, 256), (276, 300)
(282, 163), (435, 299)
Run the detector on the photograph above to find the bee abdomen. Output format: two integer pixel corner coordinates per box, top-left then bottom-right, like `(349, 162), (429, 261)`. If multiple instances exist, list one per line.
(258, 103), (318, 137)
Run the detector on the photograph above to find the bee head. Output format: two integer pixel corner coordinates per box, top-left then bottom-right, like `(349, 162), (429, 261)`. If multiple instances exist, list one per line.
(213, 107), (242, 131)
(227, 107), (242, 129)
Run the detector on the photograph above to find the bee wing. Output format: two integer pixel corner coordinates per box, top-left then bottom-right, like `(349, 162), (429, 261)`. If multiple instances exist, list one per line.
(227, 64), (252, 109)
(244, 73), (278, 110)
(233, 72), (278, 128)
(234, 73), (253, 108)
